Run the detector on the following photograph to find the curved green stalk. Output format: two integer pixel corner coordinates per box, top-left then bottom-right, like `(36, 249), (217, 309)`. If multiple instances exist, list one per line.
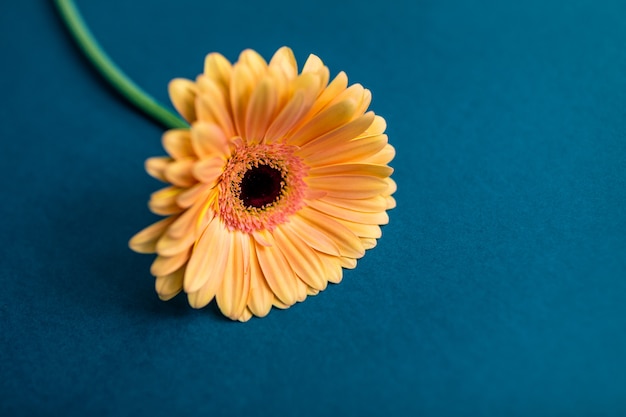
(54, 0), (189, 130)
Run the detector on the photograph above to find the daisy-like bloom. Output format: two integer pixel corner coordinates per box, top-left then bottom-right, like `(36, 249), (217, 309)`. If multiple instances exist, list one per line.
(129, 47), (396, 321)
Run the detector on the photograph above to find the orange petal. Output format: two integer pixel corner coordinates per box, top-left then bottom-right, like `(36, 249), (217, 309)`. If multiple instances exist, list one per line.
(319, 195), (388, 213)
(296, 207), (365, 258)
(168, 78), (197, 123)
(245, 77), (277, 143)
(288, 99), (358, 147)
(162, 129), (196, 160)
(287, 214), (341, 256)
(164, 158), (196, 187)
(145, 157), (172, 182)
(150, 248), (191, 276)
(184, 217), (231, 294)
(230, 64), (255, 139)
(363, 144), (396, 165)
(148, 186), (184, 215)
(274, 225), (327, 290)
(307, 71), (348, 117)
(155, 267), (185, 301)
(247, 242), (274, 317)
(297, 112), (375, 154)
(129, 216), (176, 254)
(305, 175), (389, 199)
(269, 46), (298, 80)
(204, 52), (233, 91)
(306, 199), (389, 225)
(301, 134), (388, 166)
(239, 49), (268, 80)
(318, 252), (343, 284)
(255, 234), (298, 306)
(195, 93), (236, 140)
(176, 182), (212, 209)
(334, 218), (382, 239)
(307, 162), (393, 178)
(192, 157), (224, 184)
(216, 230), (250, 320)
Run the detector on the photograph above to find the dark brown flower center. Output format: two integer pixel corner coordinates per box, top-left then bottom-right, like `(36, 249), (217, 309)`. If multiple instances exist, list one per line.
(239, 164), (284, 208)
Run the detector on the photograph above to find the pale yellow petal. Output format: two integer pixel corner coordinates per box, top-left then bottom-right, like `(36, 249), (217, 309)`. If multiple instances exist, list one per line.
(184, 217), (231, 294)
(168, 78), (197, 122)
(305, 175), (389, 199)
(296, 207), (365, 258)
(274, 224), (327, 290)
(164, 158), (196, 187)
(216, 230), (250, 320)
(307, 287), (320, 296)
(247, 242), (274, 317)
(255, 235), (298, 306)
(155, 267), (185, 301)
(162, 129), (196, 160)
(386, 196), (397, 209)
(245, 77), (277, 143)
(129, 216), (176, 254)
(385, 177), (398, 195)
(145, 157), (172, 182)
(301, 54), (330, 91)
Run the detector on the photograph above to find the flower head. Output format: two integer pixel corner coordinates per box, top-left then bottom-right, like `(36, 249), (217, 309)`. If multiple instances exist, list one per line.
(129, 47), (396, 321)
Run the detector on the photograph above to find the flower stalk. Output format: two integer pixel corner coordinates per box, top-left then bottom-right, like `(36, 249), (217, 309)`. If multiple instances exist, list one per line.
(53, 0), (188, 129)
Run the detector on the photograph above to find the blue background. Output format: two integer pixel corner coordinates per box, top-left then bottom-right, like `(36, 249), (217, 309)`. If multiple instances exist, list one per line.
(1, 0), (625, 415)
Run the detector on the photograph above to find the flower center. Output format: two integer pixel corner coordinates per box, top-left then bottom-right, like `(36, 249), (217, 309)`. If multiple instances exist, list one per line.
(218, 143), (308, 233)
(240, 164), (284, 208)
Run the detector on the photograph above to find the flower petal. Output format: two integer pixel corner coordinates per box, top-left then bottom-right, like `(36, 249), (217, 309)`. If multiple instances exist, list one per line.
(296, 206), (365, 258)
(204, 52), (233, 92)
(150, 248), (191, 276)
(245, 77), (277, 143)
(274, 225), (327, 291)
(148, 186), (184, 215)
(287, 214), (341, 256)
(195, 91), (236, 140)
(297, 112), (375, 154)
(318, 252), (343, 284)
(128, 217), (176, 254)
(176, 183), (212, 209)
(190, 122), (231, 160)
(307, 71), (348, 116)
(301, 134), (388, 166)
(164, 158), (196, 187)
(185, 217), (231, 294)
(255, 234), (298, 306)
(155, 267), (185, 301)
(269, 46), (297, 80)
(247, 242), (274, 317)
(307, 162), (393, 178)
(305, 175), (389, 199)
(230, 64), (256, 139)
(288, 99), (358, 147)
(145, 157), (172, 182)
(168, 78), (197, 122)
(193, 157), (224, 184)
(319, 195), (388, 213)
(216, 230), (250, 320)
(162, 129), (196, 160)
(306, 199), (389, 225)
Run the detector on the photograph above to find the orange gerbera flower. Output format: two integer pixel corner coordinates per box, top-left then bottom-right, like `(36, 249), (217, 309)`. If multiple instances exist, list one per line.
(129, 47), (396, 321)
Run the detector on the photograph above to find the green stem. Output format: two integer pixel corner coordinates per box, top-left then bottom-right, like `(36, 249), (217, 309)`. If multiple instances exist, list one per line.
(53, 0), (189, 130)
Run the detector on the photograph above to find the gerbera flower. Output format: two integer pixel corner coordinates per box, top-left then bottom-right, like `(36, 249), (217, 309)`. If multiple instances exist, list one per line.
(129, 47), (396, 321)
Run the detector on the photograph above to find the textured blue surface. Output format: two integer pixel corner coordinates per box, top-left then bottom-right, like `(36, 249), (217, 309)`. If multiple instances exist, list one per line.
(1, 0), (625, 415)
